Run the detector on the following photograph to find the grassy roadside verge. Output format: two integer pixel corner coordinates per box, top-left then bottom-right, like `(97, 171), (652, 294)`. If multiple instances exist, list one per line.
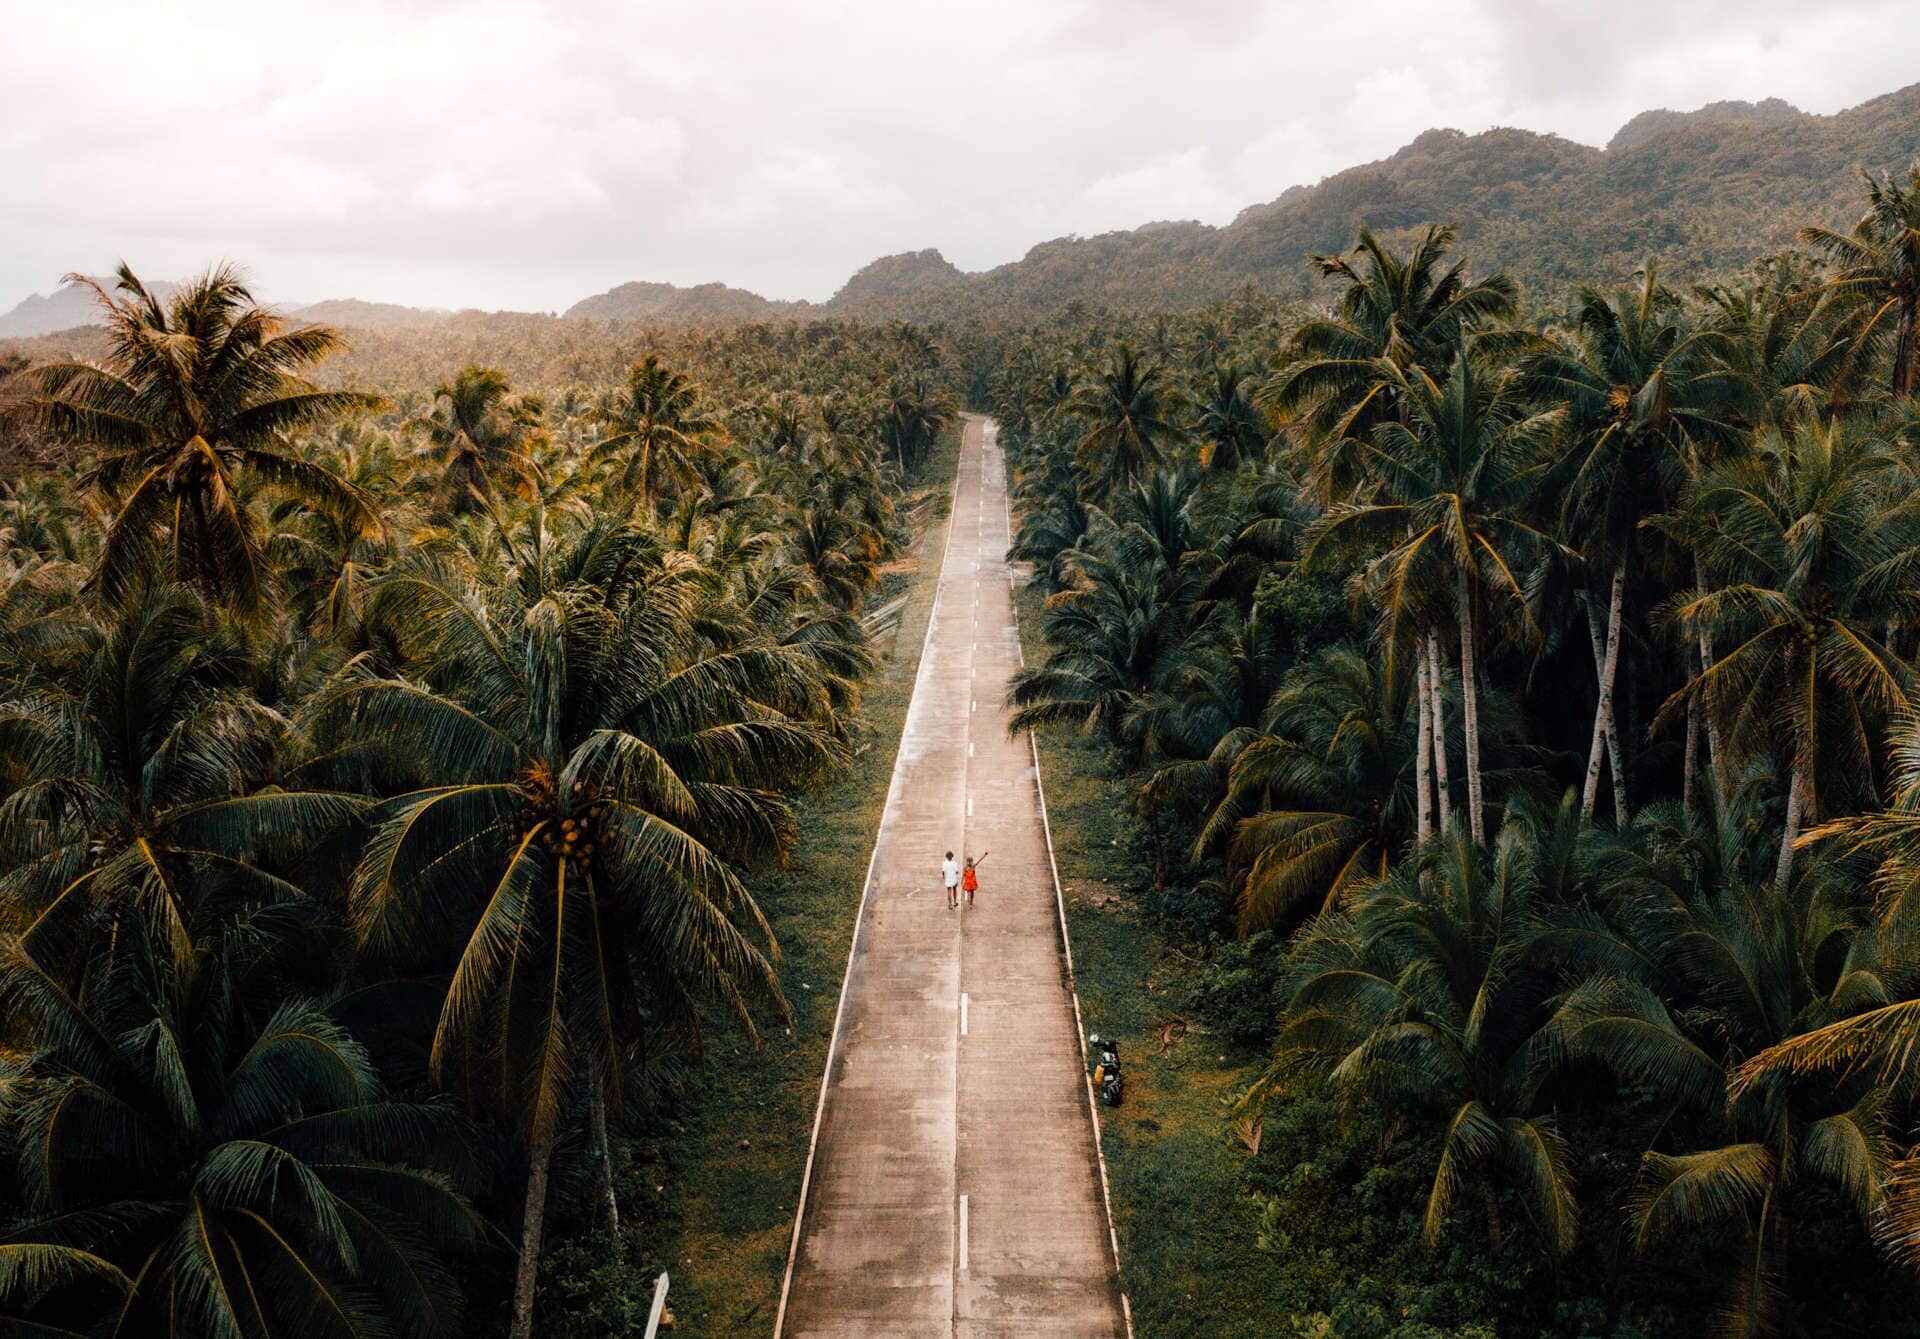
(1014, 578), (1285, 1339)
(544, 429), (959, 1337)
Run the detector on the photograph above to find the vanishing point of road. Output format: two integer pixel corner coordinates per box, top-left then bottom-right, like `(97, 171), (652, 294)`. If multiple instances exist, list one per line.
(775, 416), (1131, 1338)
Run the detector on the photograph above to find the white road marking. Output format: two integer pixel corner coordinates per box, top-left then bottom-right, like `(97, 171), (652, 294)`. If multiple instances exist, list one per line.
(958, 1194), (970, 1273)
(967, 796), (974, 816)
(960, 992), (970, 1035)
(968, 742), (975, 757)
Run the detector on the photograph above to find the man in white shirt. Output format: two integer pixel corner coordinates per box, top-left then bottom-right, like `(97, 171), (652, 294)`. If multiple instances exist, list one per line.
(942, 850), (960, 910)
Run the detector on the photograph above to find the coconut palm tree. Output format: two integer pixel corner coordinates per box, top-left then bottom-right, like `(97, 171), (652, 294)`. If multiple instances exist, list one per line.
(301, 522), (847, 1339)
(1304, 344), (1561, 842)
(0, 264), (383, 611)
(1518, 265), (1731, 822)
(1801, 163), (1920, 399)
(591, 354), (718, 509)
(1257, 225), (1517, 506)
(1067, 343), (1190, 503)
(0, 584), (365, 979)
(1262, 826), (1578, 1259)
(1191, 362), (1269, 471)
(410, 365), (545, 523)
(1659, 416), (1920, 894)
(0, 920), (483, 1338)
(1195, 644), (1411, 935)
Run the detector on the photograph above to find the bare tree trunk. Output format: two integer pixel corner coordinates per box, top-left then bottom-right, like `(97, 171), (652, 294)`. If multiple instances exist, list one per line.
(1774, 757), (1806, 898)
(1416, 648), (1433, 846)
(1682, 678), (1701, 815)
(1694, 557), (1730, 805)
(590, 1079), (620, 1238)
(509, 1130), (556, 1339)
(1893, 299), (1916, 399)
(1456, 569), (1486, 844)
(1428, 636), (1452, 832)
(1582, 565), (1626, 822)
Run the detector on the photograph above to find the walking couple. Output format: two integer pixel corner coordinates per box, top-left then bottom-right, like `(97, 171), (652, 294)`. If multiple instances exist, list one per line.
(940, 850), (984, 910)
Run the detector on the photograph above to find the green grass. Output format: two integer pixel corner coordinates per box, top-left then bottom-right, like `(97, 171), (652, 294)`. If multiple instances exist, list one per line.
(1015, 581), (1291, 1338)
(538, 430), (961, 1338)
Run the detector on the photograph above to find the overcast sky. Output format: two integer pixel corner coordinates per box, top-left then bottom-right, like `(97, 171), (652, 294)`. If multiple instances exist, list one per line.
(4, 0), (1918, 313)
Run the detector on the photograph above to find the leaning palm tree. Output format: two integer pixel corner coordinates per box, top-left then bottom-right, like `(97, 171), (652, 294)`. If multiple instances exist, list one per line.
(1801, 162), (1920, 399)
(1304, 344), (1561, 842)
(0, 922), (483, 1337)
(1067, 343), (1190, 503)
(1658, 416), (1919, 894)
(1261, 826), (1578, 1259)
(0, 264), (383, 611)
(591, 353), (718, 509)
(300, 522), (847, 1339)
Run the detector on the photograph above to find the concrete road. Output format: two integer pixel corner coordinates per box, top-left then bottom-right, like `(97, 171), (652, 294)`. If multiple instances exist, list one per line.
(776, 416), (1129, 1338)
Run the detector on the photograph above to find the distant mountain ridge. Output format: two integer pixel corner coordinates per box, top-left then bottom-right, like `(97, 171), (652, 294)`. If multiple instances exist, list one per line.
(6, 79), (1919, 337)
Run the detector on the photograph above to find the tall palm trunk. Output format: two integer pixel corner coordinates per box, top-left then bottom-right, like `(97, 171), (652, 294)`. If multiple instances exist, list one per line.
(1775, 757), (1806, 897)
(1893, 298), (1916, 399)
(1695, 557), (1730, 804)
(1427, 636), (1452, 831)
(1682, 670), (1701, 814)
(1455, 569), (1486, 844)
(590, 1078), (620, 1237)
(510, 1130), (557, 1339)
(1415, 650), (1433, 845)
(1582, 565), (1627, 822)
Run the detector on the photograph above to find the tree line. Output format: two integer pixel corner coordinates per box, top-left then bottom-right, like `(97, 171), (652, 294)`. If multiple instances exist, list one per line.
(0, 265), (957, 1338)
(987, 165), (1920, 1333)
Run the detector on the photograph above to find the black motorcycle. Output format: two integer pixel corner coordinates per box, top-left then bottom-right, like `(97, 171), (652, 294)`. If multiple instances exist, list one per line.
(1089, 1034), (1123, 1107)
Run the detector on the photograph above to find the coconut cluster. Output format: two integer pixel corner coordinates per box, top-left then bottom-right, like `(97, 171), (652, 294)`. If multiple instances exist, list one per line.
(517, 764), (608, 874)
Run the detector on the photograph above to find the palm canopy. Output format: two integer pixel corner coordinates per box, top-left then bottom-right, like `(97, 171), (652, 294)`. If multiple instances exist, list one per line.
(1194, 644), (1410, 935)
(299, 519), (851, 1133)
(1658, 416), (1920, 891)
(409, 365), (546, 518)
(1262, 825), (1578, 1259)
(1259, 225), (1517, 504)
(1801, 162), (1920, 398)
(1066, 342), (1190, 503)
(592, 354), (718, 508)
(0, 264), (383, 611)
(0, 583), (366, 983)
(0, 916), (483, 1339)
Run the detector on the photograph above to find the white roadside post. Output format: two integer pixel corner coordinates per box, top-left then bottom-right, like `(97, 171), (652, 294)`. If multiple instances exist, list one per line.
(643, 1271), (669, 1338)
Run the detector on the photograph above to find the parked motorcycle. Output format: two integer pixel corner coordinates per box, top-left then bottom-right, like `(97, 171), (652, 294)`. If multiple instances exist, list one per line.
(1089, 1034), (1123, 1107)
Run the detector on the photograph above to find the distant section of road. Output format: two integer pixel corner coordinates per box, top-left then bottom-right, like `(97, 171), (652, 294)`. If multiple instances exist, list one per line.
(776, 416), (1128, 1337)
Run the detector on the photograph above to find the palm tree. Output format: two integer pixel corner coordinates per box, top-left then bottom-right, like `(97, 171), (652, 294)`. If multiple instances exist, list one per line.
(1801, 163), (1920, 399)
(1542, 796), (1905, 1334)
(1659, 416), (1919, 894)
(590, 354), (719, 511)
(0, 922), (483, 1337)
(301, 523), (847, 1339)
(0, 584), (365, 979)
(1195, 644), (1411, 934)
(877, 373), (955, 475)
(1259, 227), (1515, 846)
(410, 365), (545, 523)
(1257, 225), (1517, 506)
(1262, 826), (1578, 1259)
(1191, 363), (1269, 471)
(0, 264), (383, 611)
(1305, 344), (1561, 842)
(1519, 265), (1729, 822)
(1066, 343), (1190, 502)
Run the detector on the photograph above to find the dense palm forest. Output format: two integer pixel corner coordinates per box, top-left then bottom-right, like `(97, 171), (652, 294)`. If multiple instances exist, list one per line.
(986, 165), (1920, 1335)
(0, 268), (957, 1337)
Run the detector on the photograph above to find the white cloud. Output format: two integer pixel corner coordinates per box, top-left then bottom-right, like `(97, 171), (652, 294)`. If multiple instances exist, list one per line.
(1, 0), (1915, 311)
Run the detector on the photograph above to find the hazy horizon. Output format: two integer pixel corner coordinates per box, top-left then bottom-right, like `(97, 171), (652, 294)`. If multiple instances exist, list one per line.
(7, 0), (1920, 315)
